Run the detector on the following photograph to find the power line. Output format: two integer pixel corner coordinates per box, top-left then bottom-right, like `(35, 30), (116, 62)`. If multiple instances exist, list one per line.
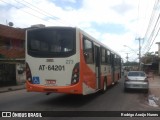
(20, 0), (71, 25)
(140, 0), (150, 43)
(142, 0), (160, 53)
(146, 23), (160, 52)
(143, 0), (158, 39)
(144, 13), (160, 50)
(142, 12), (160, 54)
(0, 0), (56, 25)
(22, 0), (59, 20)
(0, 0), (72, 26)
(15, 0), (59, 20)
(14, 0), (70, 26)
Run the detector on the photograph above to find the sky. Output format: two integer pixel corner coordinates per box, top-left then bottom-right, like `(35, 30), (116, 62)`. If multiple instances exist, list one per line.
(0, 0), (160, 62)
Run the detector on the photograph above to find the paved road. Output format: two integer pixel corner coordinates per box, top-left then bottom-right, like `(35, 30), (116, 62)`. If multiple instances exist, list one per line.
(0, 78), (160, 120)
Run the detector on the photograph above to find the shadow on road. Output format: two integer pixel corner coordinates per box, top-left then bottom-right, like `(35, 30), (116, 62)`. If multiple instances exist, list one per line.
(38, 92), (101, 108)
(124, 89), (149, 94)
(37, 82), (119, 109)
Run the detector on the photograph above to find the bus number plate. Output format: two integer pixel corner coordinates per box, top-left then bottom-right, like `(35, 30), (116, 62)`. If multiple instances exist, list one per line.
(39, 65), (65, 71)
(45, 80), (56, 85)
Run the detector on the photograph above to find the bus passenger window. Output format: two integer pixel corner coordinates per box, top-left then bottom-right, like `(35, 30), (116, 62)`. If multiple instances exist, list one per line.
(106, 50), (111, 64)
(83, 39), (93, 64)
(115, 55), (117, 65)
(30, 39), (40, 51)
(101, 48), (106, 64)
(41, 41), (49, 51)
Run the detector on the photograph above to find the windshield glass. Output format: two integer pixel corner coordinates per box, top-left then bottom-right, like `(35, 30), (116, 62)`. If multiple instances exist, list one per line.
(27, 27), (76, 58)
(128, 72), (145, 77)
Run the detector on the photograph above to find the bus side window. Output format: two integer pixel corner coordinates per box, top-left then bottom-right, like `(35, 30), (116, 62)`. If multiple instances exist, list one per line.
(83, 38), (94, 64)
(110, 53), (114, 65)
(115, 55), (117, 66)
(106, 50), (111, 64)
(117, 57), (121, 66)
(101, 47), (106, 64)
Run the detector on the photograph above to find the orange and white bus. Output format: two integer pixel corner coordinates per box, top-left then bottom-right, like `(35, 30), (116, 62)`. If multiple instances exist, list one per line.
(26, 26), (121, 95)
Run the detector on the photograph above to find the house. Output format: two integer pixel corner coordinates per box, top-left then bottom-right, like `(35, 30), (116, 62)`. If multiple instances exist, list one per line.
(0, 24), (25, 86)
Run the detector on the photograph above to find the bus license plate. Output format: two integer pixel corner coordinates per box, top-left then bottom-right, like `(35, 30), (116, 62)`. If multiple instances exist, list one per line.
(45, 80), (56, 85)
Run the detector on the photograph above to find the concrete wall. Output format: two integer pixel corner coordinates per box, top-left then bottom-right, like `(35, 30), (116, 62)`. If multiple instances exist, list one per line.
(16, 63), (26, 85)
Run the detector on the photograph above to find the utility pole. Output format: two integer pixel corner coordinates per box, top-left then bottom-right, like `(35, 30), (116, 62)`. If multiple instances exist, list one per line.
(126, 53), (129, 63)
(136, 37), (144, 70)
(126, 53), (129, 70)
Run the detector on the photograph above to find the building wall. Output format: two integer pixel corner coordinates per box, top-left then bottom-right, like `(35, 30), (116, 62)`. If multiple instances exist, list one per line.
(0, 63), (16, 86)
(0, 24), (24, 40)
(0, 37), (25, 59)
(0, 24), (25, 86)
(16, 63), (26, 85)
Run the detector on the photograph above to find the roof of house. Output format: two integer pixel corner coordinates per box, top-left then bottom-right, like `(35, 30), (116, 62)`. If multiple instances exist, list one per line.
(0, 24), (25, 40)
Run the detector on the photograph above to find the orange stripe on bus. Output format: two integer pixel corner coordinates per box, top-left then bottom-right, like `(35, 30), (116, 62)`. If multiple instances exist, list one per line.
(26, 81), (83, 94)
(79, 33), (96, 90)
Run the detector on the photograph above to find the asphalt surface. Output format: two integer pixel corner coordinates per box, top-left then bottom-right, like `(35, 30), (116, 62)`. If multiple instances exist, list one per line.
(0, 77), (160, 120)
(0, 80), (151, 111)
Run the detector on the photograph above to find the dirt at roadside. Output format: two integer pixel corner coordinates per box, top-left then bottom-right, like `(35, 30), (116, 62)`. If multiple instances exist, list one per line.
(148, 75), (160, 107)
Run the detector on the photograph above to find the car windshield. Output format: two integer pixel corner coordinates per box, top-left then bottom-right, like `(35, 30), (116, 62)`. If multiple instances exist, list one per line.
(128, 72), (145, 77)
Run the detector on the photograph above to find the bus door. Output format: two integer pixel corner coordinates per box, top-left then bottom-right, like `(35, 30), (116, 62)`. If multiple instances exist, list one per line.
(94, 45), (101, 89)
(111, 53), (115, 83)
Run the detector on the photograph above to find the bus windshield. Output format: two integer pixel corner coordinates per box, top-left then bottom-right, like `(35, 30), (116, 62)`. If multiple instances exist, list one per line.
(27, 28), (76, 58)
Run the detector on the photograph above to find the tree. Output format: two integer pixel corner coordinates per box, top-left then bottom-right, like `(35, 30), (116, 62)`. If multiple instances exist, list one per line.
(141, 52), (159, 64)
(123, 61), (138, 66)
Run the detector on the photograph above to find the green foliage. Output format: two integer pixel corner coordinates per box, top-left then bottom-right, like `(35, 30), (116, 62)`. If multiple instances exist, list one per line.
(123, 61), (139, 66)
(141, 52), (159, 64)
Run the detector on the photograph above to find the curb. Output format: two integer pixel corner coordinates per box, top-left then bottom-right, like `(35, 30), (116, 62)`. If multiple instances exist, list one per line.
(0, 84), (26, 93)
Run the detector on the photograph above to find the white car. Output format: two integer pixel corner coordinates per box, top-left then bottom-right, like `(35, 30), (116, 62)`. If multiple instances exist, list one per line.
(124, 71), (149, 93)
